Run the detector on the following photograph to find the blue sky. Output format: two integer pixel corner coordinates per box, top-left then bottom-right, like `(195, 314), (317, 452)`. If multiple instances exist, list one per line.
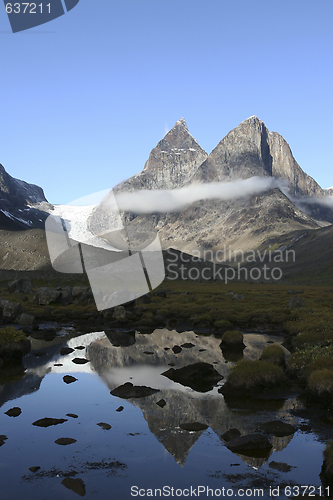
(0, 0), (332, 204)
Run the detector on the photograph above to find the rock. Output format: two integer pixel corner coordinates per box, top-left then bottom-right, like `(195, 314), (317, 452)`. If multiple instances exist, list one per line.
(180, 422), (208, 432)
(75, 346), (85, 350)
(33, 287), (62, 306)
(226, 434), (272, 454)
(66, 413), (78, 418)
(181, 342), (195, 348)
(110, 382), (160, 399)
(220, 330), (245, 350)
(116, 406), (124, 412)
(72, 358), (90, 364)
(60, 347), (74, 355)
(161, 362), (223, 393)
(5, 407), (21, 417)
(72, 286), (90, 298)
(231, 294), (245, 300)
(55, 437), (77, 445)
(61, 477), (86, 497)
(76, 290), (95, 306)
(8, 278), (33, 294)
(287, 297), (306, 309)
(221, 428), (241, 442)
(113, 306), (127, 319)
(3, 302), (23, 320)
(105, 329), (135, 347)
(59, 289), (74, 306)
(32, 417), (68, 427)
(63, 375), (77, 384)
(259, 420), (296, 437)
(0, 299), (9, 312)
(156, 399), (166, 408)
(172, 345), (182, 354)
(29, 466), (40, 472)
(269, 461), (294, 472)
(0, 435), (7, 446)
(17, 313), (35, 325)
(97, 422), (111, 430)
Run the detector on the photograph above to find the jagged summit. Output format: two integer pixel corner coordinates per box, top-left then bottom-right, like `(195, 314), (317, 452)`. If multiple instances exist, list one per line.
(114, 118), (208, 192)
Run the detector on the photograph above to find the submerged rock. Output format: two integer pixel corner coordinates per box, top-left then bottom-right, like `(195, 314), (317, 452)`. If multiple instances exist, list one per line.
(259, 420), (296, 437)
(162, 362), (223, 393)
(72, 358), (90, 364)
(61, 477), (86, 497)
(269, 461), (295, 472)
(105, 329), (135, 347)
(5, 407), (21, 417)
(55, 437), (77, 445)
(97, 422), (112, 430)
(226, 434), (272, 455)
(0, 435), (8, 446)
(29, 466), (40, 473)
(63, 375), (77, 384)
(111, 382), (159, 399)
(32, 417), (68, 427)
(221, 428), (241, 442)
(156, 399), (166, 408)
(66, 413), (78, 418)
(180, 422), (208, 432)
(60, 347), (74, 355)
(116, 406), (124, 412)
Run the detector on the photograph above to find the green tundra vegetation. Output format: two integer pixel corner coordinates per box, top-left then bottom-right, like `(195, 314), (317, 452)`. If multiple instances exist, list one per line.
(0, 276), (332, 404)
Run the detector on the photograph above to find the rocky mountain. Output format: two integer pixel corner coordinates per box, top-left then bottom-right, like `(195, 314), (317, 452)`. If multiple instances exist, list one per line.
(0, 164), (50, 230)
(99, 116), (332, 259)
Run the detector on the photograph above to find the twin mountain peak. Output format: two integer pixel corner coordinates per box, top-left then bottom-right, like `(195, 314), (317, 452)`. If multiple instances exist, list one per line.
(115, 116), (325, 201)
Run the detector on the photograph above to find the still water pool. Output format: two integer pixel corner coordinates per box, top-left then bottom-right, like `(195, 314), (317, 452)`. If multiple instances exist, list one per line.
(0, 328), (330, 499)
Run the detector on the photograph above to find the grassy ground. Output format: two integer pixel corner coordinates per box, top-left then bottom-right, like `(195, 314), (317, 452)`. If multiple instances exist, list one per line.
(0, 276), (332, 403)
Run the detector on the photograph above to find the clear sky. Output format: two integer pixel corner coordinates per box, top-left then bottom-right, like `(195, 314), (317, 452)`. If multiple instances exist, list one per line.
(0, 0), (332, 205)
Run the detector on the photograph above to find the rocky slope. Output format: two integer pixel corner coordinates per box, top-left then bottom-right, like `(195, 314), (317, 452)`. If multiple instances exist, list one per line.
(0, 164), (50, 230)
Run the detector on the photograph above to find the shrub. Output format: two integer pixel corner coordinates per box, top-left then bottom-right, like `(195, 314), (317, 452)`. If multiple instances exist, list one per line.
(220, 330), (244, 350)
(322, 441), (333, 488)
(308, 369), (333, 401)
(220, 360), (285, 396)
(214, 320), (232, 330)
(260, 344), (286, 367)
(0, 327), (26, 345)
(287, 345), (333, 379)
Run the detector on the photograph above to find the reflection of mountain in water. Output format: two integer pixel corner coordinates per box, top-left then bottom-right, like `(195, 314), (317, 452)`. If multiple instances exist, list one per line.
(87, 328), (297, 466)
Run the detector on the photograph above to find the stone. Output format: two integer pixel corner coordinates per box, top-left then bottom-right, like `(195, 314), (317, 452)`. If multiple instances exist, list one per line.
(116, 406), (124, 412)
(29, 466), (40, 473)
(162, 362), (223, 393)
(66, 413), (78, 418)
(231, 294), (245, 300)
(55, 437), (77, 445)
(72, 286), (90, 298)
(72, 358), (90, 364)
(0, 435), (8, 446)
(97, 422), (111, 430)
(63, 375), (77, 384)
(60, 347), (74, 355)
(113, 306), (127, 319)
(3, 302), (23, 320)
(0, 299), (9, 311)
(269, 461), (294, 473)
(221, 428), (241, 442)
(181, 342), (195, 348)
(5, 407), (21, 417)
(226, 434), (272, 454)
(8, 278), (33, 294)
(32, 417), (67, 427)
(180, 422), (208, 432)
(172, 345), (182, 354)
(136, 294), (151, 305)
(33, 287), (62, 306)
(61, 477), (86, 497)
(110, 382), (159, 399)
(105, 329), (135, 347)
(287, 297), (306, 309)
(17, 313), (35, 326)
(259, 420), (296, 437)
(76, 290), (95, 306)
(59, 289), (74, 306)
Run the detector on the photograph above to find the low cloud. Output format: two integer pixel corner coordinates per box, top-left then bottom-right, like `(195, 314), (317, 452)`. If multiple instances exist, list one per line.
(114, 176), (288, 213)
